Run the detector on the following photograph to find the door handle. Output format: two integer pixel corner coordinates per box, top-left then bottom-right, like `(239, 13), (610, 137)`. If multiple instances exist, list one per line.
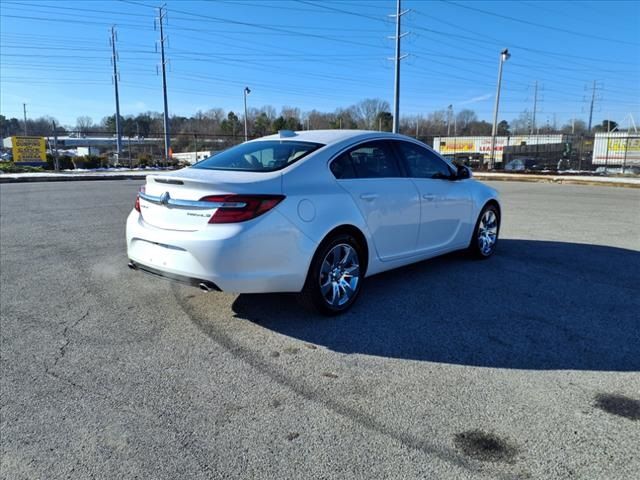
(359, 193), (379, 201)
(422, 194), (436, 201)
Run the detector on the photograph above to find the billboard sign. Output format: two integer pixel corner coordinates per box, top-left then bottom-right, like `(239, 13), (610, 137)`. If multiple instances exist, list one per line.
(592, 133), (640, 166)
(11, 136), (47, 163)
(433, 135), (563, 162)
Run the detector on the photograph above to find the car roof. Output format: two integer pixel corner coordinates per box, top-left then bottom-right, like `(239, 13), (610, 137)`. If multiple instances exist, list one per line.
(255, 129), (417, 146)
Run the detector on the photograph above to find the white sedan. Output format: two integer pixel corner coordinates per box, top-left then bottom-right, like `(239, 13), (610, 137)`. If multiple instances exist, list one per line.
(126, 130), (500, 314)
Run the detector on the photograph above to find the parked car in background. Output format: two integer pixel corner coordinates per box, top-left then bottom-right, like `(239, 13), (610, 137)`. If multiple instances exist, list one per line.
(127, 130), (501, 315)
(594, 166), (640, 175)
(504, 157), (544, 172)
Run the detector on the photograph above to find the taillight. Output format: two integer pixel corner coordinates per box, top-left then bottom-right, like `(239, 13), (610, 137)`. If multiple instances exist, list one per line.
(134, 186), (145, 212)
(200, 194), (285, 223)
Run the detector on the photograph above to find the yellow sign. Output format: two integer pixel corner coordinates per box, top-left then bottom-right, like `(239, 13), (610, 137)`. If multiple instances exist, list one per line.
(608, 138), (640, 152)
(439, 141), (475, 153)
(12, 136), (46, 162)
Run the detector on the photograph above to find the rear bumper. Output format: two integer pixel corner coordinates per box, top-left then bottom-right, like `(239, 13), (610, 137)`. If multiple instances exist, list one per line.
(127, 260), (220, 291)
(125, 209), (317, 293)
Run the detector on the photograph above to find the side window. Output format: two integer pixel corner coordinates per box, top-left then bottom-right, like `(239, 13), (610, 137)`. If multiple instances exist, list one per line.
(348, 141), (403, 178)
(330, 141), (403, 179)
(396, 142), (452, 179)
(330, 152), (357, 179)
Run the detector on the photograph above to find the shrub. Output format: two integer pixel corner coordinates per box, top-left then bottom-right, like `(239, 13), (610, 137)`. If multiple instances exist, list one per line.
(45, 154), (75, 170)
(72, 155), (102, 169)
(0, 162), (44, 173)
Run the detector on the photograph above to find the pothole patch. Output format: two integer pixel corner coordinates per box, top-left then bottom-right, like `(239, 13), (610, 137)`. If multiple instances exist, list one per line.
(454, 430), (518, 463)
(594, 393), (640, 421)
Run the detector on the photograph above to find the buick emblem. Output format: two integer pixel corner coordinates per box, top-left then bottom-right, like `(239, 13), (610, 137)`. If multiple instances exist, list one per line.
(160, 191), (170, 206)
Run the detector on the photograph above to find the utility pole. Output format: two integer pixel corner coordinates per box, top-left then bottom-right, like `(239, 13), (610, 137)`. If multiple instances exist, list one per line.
(194, 134), (198, 163)
(587, 80), (597, 132)
(52, 120), (59, 172)
(531, 80), (538, 135)
(110, 26), (122, 163)
(23, 103), (27, 136)
(390, 0), (408, 134)
(447, 104), (453, 136)
(157, 6), (170, 166)
(489, 48), (510, 169)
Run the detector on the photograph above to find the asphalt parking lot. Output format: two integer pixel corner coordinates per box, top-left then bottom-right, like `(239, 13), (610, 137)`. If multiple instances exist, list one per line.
(1, 180), (639, 479)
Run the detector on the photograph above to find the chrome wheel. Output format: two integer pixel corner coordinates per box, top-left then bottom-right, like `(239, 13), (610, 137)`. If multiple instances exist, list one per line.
(477, 209), (498, 256)
(319, 243), (360, 307)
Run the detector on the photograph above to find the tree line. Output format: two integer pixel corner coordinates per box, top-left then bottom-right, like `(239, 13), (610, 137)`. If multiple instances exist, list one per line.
(0, 98), (624, 142)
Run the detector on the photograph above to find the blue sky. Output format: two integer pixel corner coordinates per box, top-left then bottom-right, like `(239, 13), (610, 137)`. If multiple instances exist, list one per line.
(1, 0), (639, 128)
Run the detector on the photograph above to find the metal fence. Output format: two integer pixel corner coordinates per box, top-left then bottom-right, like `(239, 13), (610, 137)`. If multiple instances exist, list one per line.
(424, 133), (639, 172)
(46, 130), (640, 173)
(47, 132), (249, 168)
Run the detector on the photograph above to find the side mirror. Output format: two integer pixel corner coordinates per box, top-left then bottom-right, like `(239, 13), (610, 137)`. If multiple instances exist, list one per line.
(456, 164), (471, 180)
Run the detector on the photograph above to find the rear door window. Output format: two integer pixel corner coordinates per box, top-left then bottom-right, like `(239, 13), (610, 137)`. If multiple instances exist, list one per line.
(330, 141), (403, 179)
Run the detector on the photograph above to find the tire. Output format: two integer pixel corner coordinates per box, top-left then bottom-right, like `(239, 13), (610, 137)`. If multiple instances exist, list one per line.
(300, 233), (364, 315)
(468, 203), (500, 259)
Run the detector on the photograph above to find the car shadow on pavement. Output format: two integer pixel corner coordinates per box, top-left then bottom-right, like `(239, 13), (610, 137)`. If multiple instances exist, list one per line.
(232, 239), (640, 371)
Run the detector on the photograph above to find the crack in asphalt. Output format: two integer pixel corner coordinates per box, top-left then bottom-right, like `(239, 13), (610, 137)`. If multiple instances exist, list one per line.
(45, 309), (90, 374)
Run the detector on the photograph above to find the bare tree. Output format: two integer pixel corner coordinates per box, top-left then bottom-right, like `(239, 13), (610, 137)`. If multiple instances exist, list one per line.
(510, 110), (531, 135)
(455, 109), (478, 135)
(76, 116), (93, 135)
(354, 98), (390, 130)
(560, 119), (587, 134)
(280, 106), (301, 123)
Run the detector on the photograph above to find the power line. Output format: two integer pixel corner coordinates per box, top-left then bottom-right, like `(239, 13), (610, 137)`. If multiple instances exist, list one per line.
(444, 0), (639, 46)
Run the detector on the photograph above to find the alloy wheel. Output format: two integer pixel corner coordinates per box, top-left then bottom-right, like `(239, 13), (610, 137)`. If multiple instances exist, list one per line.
(319, 243), (360, 307)
(477, 210), (498, 256)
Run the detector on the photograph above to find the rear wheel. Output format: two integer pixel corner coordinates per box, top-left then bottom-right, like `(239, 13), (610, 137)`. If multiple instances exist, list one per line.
(469, 204), (500, 259)
(300, 234), (363, 315)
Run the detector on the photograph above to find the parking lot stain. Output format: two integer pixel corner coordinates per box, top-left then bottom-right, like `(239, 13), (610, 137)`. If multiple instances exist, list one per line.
(594, 393), (640, 420)
(271, 399), (283, 408)
(454, 430), (518, 463)
(270, 351), (281, 358)
(322, 372), (339, 379)
(286, 432), (300, 441)
(304, 343), (318, 350)
(283, 346), (300, 355)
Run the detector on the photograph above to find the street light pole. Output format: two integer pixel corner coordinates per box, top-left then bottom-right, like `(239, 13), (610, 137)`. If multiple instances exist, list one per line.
(489, 48), (510, 170)
(23, 103), (28, 136)
(243, 86), (251, 142)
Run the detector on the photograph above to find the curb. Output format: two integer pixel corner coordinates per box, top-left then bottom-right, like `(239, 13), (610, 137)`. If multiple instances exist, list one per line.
(1, 172), (638, 188)
(0, 174), (150, 184)
(473, 174), (640, 189)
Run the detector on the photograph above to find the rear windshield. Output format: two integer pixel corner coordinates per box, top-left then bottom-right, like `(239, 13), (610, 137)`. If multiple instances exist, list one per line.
(193, 140), (324, 172)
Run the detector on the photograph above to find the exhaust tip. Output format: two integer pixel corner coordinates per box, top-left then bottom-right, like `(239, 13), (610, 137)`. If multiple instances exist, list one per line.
(127, 262), (138, 270)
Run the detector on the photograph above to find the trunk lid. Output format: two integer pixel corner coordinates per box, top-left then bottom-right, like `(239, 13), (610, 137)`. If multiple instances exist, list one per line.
(139, 168), (282, 231)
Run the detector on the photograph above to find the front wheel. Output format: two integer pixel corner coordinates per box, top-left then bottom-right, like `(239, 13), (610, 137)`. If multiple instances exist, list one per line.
(300, 234), (363, 315)
(469, 204), (500, 259)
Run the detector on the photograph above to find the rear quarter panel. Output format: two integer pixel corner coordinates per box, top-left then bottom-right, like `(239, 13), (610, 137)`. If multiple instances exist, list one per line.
(278, 143), (376, 276)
